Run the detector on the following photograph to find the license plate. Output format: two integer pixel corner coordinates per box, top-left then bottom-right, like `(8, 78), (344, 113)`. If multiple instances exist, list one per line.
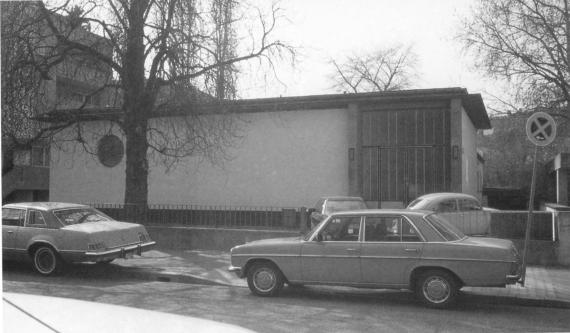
(124, 251), (134, 259)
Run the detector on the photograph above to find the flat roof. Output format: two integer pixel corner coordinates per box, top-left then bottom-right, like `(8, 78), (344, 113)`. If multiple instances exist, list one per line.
(36, 87), (491, 129)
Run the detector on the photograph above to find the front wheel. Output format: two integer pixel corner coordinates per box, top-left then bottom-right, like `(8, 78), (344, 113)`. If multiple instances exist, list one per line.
(247, 262), (284, 296)
(33, 246), (62, 276)
(415, 270), (458, 309)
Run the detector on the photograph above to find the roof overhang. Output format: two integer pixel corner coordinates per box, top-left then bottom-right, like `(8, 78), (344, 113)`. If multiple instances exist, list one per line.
(35, 88), (491, 130)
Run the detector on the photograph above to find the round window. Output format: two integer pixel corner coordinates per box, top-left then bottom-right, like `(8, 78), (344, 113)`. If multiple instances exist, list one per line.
(97, 135), (124, 167)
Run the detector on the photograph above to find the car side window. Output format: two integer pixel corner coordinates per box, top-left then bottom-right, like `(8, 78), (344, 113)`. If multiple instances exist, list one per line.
(437, 200), (457, 213)
(459, 199), (482, 211)
(364, 216), (422, 242)
(320, 216), (361, 241)
(26, 210), (47, 227)
(2, 208), (25, 227)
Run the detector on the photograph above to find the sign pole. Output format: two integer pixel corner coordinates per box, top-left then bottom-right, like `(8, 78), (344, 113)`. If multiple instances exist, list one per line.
(520, 144), (538, 286)
(520, 111), (557, 286)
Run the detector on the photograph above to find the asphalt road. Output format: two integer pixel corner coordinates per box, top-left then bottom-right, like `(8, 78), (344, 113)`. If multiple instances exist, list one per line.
(3, 262), (570, 333)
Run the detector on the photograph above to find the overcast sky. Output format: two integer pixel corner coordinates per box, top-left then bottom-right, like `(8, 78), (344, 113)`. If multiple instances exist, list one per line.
(238, 0), (501, 103)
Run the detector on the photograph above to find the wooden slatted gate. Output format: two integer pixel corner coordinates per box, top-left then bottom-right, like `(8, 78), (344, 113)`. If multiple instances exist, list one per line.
(362, 107), (451, 205)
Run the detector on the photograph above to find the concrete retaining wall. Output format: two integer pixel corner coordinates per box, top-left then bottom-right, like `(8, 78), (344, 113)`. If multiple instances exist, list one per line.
(147, 226), (301, 252)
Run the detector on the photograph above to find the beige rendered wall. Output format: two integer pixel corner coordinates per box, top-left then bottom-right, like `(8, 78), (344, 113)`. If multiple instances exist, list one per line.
(50, 108), (351, 208)
(461, 106), (479, 198)
(50, 122), (126, 204)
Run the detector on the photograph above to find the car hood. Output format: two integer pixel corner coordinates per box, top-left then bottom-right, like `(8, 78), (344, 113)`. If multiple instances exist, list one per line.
(244, 236), (302, 246)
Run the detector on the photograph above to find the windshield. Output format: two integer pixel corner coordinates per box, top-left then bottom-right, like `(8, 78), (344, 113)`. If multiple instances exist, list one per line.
(303, 217), (328, 241)
(54, 208), (114, 226)
(323, 200), (367, 215)
(425, 213), (465, 241)
(407, 198), (427, 209)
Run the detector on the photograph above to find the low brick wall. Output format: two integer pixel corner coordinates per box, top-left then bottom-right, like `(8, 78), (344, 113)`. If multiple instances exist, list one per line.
(512, 240), (557, 266)
(147, 225), (301, 252)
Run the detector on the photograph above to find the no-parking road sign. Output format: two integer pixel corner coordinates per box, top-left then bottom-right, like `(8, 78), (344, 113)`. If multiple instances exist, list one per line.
(525, 112), (557, 146)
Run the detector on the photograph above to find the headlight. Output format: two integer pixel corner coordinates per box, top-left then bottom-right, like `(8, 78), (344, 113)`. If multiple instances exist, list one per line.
(88, 242), (106, 251)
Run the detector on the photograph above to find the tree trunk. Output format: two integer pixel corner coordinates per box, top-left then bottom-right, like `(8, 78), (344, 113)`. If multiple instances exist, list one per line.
(123, 115), (149, 222)
(123, 0), (151, 222)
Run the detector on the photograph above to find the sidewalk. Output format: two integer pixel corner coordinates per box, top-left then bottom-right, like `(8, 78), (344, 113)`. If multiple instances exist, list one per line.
(113, 249), (570, 308)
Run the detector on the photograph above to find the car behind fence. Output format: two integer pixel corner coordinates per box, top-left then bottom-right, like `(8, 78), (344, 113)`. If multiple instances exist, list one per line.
(91, 203), (564, 241)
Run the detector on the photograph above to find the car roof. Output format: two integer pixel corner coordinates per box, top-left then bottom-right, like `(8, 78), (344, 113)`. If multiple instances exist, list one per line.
(322, 196), (364, 201)
(331, 209), (432, 217)
(414, 192), (478, 201)
(2, 202), (90, 211)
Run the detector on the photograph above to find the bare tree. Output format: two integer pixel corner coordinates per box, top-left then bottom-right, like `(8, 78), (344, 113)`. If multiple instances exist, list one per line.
(460, 0), (570, 118)
(330, 44), (418, 93)
(1, 1), (82, 174)
(14, 0), (295, 220)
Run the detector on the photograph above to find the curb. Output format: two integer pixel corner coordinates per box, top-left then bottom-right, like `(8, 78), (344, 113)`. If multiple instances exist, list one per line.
(114, 267), (234, 287)
(459, 292), (570, 309)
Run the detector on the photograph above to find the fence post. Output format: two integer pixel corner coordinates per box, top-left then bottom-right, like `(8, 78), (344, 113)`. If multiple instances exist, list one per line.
(299, 207), (308, 233)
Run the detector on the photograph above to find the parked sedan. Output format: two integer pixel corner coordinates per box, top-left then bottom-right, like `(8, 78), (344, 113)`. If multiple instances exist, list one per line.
(229, 209), (521, 308)
(308, 196), (367, 227)
(2, 202), (155, 276)
(407, 192), (494, 235)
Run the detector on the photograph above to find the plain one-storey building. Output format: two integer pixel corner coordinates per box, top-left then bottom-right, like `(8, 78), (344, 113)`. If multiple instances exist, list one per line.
(48, 88), (491, 209)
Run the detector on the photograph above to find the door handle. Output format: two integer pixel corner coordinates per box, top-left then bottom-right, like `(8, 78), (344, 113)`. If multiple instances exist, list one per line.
(346, 248), (359, 252)
(404, 248), (418, 252)
(7, 231), (14, 234)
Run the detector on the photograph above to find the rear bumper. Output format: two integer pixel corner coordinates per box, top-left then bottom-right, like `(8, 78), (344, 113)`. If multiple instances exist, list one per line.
(62, 241), (156, 263)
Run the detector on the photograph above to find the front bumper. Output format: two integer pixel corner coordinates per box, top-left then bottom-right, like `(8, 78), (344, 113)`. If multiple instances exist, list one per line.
(84, 241), (156, 262)
(228, 265), (244, 278)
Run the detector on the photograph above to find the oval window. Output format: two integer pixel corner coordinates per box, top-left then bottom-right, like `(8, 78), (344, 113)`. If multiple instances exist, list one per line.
(97, 134), (124, 167)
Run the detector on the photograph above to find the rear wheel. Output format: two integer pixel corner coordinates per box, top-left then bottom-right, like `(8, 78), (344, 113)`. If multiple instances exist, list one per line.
(247, 262), (284, 296)
(33, 246), (62, 276)
(415, 270), (458, 308)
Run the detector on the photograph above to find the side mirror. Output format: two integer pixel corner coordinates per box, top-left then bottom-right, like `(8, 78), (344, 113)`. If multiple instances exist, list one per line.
(315, 233), (324, 242)
(307, 208), (316, 215)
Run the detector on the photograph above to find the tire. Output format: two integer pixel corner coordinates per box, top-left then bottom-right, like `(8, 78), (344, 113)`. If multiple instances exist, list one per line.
(33, 246), (62, 276)
(415, 270), (458, 309)
(246, 262), (284, 297)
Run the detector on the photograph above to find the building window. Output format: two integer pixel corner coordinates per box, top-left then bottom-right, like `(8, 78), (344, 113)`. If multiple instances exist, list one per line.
(31, 146), (50, 167)
(97, 135), (124, 168)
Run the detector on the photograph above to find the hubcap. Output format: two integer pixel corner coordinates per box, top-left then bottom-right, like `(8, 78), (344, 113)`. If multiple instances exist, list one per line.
(35, 248), (55, 274)
(253, 268), (276, 292)
(423, 276), (450, 303)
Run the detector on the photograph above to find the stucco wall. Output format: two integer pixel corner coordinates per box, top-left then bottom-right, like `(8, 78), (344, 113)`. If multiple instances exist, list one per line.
(461, 107), (479, 198)
(50, 108), (351, 208)
(50, 122), (126, 203)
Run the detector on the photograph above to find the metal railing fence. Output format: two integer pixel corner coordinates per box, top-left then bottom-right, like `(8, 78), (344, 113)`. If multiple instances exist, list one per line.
(91, 203), (301, 230)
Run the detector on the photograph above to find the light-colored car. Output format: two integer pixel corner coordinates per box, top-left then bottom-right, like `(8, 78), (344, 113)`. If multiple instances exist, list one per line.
(407, 192), (494, 235)
(309, 196), (367, 227)
(2, 202), (156, 276)
(229, 209), (521, 308)
(3, 292), (256, 333)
